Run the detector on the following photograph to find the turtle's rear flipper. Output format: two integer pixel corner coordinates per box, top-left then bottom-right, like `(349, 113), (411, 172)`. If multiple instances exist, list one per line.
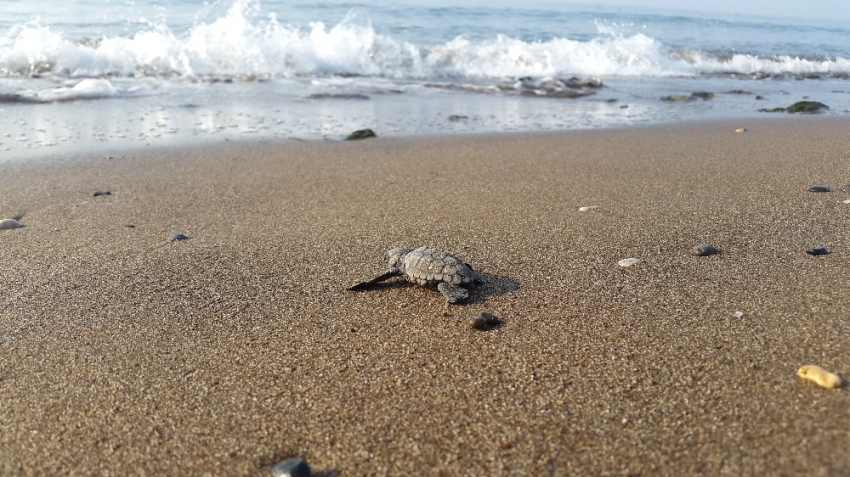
(347, 268), (401, 291)
(438, 282), (469, 304)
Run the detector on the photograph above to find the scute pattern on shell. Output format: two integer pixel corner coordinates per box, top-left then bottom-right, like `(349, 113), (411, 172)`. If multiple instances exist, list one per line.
(402, 246), (475, 287)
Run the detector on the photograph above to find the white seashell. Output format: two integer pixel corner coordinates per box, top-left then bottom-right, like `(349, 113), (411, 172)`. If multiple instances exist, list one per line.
(0, 218), (23, 230)
(797, 365), (843, 389)
(735, 128), (747, 133)
(618, 258), (642, 267)
(578, 205), (601, 212)
(843, 199), (850, 204)
(734, 311), (745, 318)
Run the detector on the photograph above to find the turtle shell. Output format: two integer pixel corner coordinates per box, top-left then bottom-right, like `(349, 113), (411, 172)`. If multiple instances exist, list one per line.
(402, 246), (475, 287)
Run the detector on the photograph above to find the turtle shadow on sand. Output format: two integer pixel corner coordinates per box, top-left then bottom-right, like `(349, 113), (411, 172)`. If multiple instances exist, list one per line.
(464, 271), (521, 305)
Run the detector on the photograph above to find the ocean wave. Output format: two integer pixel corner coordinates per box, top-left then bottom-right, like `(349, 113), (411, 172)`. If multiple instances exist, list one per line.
(1, 0), (848, 81)
(0, 78), (119, 103)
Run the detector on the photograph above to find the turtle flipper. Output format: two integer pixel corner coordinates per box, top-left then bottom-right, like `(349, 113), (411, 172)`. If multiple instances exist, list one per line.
(438, 282), (469, 304)
(347, 268), (401, 291)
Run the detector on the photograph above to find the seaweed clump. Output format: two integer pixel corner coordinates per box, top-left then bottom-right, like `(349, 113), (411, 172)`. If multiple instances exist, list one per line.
(786, 101), (828, 113)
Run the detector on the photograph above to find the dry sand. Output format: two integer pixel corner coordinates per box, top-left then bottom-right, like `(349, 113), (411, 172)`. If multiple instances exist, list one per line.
(1, 118), (849, 476)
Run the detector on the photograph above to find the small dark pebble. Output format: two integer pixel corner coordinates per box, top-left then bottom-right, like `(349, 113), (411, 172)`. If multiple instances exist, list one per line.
(93, 190), (111, 197)
(755, 95), (764, 100)
(808, 185), (830, 192)
(168, 233), (190, 242)
(448, 115), (469, 122)
(470, 312), (503, 330)
(690, 91), (714, 100)
(345, 128), (376, 140)
(690, 243), (719, 256)
(351, 327), (357, 333)
(272, 457), (311, 477)
(125, 224), (135, 228)
(806, 247), (829, 256)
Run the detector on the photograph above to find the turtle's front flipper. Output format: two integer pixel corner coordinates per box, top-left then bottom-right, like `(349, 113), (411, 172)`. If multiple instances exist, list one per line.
(438, 282), (469, 304)
(347, 268), (401, 291)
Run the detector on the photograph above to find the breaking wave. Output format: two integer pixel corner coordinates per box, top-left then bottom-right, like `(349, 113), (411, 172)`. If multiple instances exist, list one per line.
(1, 0), (848, 82)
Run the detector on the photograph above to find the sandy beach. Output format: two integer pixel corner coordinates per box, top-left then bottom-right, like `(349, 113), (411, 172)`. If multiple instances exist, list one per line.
(1, 118), (849, 476)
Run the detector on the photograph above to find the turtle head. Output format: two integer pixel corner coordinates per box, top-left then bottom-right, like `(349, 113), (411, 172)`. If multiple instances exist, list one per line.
(384, 248), (410, 269)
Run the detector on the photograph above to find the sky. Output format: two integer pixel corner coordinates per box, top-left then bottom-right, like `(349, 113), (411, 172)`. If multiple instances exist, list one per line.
(546, 0), (850, 21)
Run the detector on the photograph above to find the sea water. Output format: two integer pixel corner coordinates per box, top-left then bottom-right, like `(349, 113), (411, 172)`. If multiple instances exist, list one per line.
(1, 0), (849, 158)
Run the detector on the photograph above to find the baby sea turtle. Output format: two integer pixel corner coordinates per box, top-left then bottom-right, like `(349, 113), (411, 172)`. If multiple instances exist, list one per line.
(348, 246), (479, 303)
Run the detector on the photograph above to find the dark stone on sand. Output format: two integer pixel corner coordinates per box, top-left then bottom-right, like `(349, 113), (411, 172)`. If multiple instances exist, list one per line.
(125, 224), (135, 228)
(755, 95), (765, 100)
(168, 233), (190, 242)
(470, 312), (503, 330)
(690, 243), (719, 256)
(807, 185), (830, 192)
(758, 107), (786, 113)
(619, 104), (628, 109)
(93, 190), (111, 197)
(345, 129), (376, 141)
(726, 90), (754, 95)
(806, 247), (829, 256)
(786, 101), (828, 113)
(843, 184), (850, 192)
(690, 91), (714, 100)
(272, 457), (311, 477)
(448, 115), (469, 122)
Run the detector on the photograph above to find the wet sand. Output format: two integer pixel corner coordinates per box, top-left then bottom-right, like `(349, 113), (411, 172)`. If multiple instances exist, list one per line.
(1, 118), (849, 476)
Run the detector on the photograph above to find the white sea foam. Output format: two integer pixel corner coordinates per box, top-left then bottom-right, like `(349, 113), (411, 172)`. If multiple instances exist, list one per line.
(1, 0), (848, 84)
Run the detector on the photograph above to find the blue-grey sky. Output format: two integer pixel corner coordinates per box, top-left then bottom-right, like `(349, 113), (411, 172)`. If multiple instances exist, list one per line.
(465, 0), (850, 21)
(591, 0), (849, 20)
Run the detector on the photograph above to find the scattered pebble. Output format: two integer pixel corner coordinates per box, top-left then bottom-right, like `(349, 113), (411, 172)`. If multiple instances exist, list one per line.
(735, 128), (747, 133)
(0, 218), (23, 230)
(93, 190), (111, 197)
(125, 224), (136, 228)
(806, 247), (828, 256)
(168, 233), (190, 242)
(272, 457), (311, 477)
(843, 184), (850, 192)
(844, 199), (850, 204)
(448, 115), (469, 122)
(578, 205), (601, 212)
(469, 312), (502, 330)
(618, 258), (642, 267)
(734, 311), (745, 318)
(690, 243), (719, 256)
(345, 129), (376, 141)
(797, 365), (843, 389)
(807, 185), (830, 192)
